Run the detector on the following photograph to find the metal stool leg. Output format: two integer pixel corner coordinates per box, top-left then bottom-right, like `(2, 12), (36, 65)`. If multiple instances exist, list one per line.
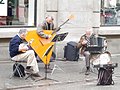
(10, 62), (24, 79)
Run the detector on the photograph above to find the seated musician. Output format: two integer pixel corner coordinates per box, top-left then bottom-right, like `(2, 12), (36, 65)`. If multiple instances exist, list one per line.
(37, 16), (54, 38)
(9, 29), (41, 77)
(36, 16), (57, 70)
(77, 28), (97, 75)
(37, 16), (61, 38)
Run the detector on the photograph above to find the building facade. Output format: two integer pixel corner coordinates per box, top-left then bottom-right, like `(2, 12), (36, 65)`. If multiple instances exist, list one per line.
(0, 0), (120, 60)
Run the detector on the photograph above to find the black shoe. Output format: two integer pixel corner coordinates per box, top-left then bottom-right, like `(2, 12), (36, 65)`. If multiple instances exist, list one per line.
(26, 66), (31, 69)
(25, 69), (33, 74)
(32, 73), (41, 77)
(85, 70), (90, 75)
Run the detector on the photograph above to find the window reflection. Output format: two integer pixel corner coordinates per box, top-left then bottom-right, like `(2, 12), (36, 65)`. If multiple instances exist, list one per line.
(0, 0), (34, 26)
(101, 0), (120, 25)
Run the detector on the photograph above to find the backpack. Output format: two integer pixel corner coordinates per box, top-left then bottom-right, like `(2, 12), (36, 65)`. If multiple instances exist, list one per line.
(97, 67), (114, 85)
(13, 63), (25, 77)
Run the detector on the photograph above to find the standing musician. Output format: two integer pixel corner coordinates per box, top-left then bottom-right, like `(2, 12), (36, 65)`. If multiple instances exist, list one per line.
(77, 28), (96, 75)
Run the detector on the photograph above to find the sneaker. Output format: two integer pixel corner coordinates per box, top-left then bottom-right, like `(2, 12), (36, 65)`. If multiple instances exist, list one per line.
(32, 73), (41, 77)
(85, 70), (90, 75)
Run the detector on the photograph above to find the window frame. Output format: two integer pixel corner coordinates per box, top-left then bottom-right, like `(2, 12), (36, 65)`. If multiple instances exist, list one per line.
(0, 0), (37, 28)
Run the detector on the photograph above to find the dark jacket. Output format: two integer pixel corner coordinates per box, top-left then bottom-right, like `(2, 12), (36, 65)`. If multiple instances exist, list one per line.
(9, 35), (23, 58)
(41, 20), (54, 30)
(37, 21), (55, 39)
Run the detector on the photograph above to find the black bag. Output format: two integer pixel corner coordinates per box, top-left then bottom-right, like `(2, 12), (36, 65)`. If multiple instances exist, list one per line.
(13, 63), (25, 77)
(97, 67), (114, 85)
(64, 41), (79, 61)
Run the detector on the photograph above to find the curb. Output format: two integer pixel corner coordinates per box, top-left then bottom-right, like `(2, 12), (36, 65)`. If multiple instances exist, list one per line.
(2, 80), (85, 90)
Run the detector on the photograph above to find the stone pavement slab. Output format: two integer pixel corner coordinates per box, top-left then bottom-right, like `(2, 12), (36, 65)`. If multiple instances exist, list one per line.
(0, 54), (120, 90)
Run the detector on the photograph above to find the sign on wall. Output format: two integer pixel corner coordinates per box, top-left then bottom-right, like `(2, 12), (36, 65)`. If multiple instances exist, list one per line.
(0, 0), (8, 16)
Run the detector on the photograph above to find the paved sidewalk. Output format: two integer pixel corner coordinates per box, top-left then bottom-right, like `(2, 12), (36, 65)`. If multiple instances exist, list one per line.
(0, 54), (120, 90)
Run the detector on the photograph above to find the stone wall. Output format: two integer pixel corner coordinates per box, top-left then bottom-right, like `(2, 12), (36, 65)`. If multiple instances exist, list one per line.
(0, 39), (10, 61)
(1, 0), (120, 61)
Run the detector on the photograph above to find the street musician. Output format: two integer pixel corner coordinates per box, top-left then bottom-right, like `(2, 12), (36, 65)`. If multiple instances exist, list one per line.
(37, 16), (60, 39)
(9, 29), (41, 77)
(37, 16), (54, 39)
(36, 16), (57, 70)
(77, 28), (108, 75)
(25, 15), (73, 74)
(77, 28), (97, 75)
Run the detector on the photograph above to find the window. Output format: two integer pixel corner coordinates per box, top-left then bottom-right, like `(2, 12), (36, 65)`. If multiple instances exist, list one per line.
(101, 0), (120, 25)
(0, 0), (36, 26)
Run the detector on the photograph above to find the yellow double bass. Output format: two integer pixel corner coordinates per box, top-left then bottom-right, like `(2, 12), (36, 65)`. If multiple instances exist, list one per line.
(25, 15), (74, 65)
(25, 30), (55, 64)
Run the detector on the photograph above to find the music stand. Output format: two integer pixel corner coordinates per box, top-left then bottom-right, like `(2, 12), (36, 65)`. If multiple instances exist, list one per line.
(35, 45), (58, 82)
(35, 32), (68, 82)
(51, 32), (68, 75)
(51, 32), (68, 42)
